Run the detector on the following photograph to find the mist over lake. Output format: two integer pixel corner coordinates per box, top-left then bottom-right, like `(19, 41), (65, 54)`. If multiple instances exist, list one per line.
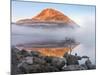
(11, 24), (75, 46)
(11, 18), (95, 64)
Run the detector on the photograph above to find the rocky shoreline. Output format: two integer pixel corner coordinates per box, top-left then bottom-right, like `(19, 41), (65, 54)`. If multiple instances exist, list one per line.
(11, 47), (96, 75)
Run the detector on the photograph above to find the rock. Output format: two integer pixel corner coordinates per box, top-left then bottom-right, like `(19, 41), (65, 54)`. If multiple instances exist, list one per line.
(82, 56), (89, 58)
(18, 62), (40, 73)
(15, 50), (31, 64)
(24, 56), (33, 65)
(11, 47), (20, 54)
(17, 62), (59, 74)
(85, 58), (96, 69)
(85, 58), (92, 65)
(11, 47), (19, 75)
(11, 47), (19, 64)
(62, 65), (86, 71)
(43, 56), (65, 69)
(44, 56), (53, 63)
(18, 62), (35, 74)
(76, 56), (82, 60)
(31, 51), (41, 57)
(13, 49), (29, 62)
(12, 46), (96, 74)
(81, 64), (88, 70)
(63, 53), (81, 65)
(12, 47), (63, 74)
(33, 57), (46, 65)
(51, 57), (66, 69)
(42, 64), (59, 72)
(86, 64), (96, 69)
(17, 62), (28, 74)
(18, 49), (30, 57)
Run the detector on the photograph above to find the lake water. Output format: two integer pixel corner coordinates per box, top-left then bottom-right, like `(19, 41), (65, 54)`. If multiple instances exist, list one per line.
(11, 23), (96, 64)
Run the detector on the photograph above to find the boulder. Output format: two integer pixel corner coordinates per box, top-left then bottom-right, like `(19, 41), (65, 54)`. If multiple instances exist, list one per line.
(86, 64), (96, 69)
(51, 57), (66, 69)
(11, 47), (19, 75)
(43, 56), (66, 69)
(17, 62), (59, 74)
(18, 62), (40, 74)
(24, 56), (33, 65)
(63, 54), (80, 65)
(62, 65), (86, 71)
(18, 49), (30, 57)
(43, 56), (53, 63)
(85, 58), (96, 69)
(32, 57), (46, 65)
(82, 56), (89, 58)
(30, 51), (41, 57)
(80, 64), (88, 70)
(42, 64), (59, 72)
(11, 47), (20, 54)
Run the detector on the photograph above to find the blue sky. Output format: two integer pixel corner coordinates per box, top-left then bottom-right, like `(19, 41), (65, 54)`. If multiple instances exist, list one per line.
(12, 1), (95, 25)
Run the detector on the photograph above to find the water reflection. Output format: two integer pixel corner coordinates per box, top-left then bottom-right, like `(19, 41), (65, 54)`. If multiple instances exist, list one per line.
(11, 23), (95, 64)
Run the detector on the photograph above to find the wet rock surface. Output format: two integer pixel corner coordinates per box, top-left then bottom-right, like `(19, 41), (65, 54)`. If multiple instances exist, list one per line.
(11, 47), (96, 75)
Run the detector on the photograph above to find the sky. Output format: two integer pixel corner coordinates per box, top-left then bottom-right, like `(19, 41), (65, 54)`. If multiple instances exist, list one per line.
(12, 1), (95, 26)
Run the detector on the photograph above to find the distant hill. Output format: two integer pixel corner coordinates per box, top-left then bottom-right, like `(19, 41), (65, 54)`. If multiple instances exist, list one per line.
(16, 8), (78, 27)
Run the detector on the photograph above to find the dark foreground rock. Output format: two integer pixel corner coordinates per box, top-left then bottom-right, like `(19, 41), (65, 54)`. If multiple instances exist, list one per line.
(11, 47), (19, 75)
(62, 65), (86, 71)
(63, 52), (81, 65)
(85, 58), (96, 69)
(11, 47), (65, 74)
(11, 47), (96, 75)
(18, 62), (59, 74)
(51, 57), (65, 69)
(44, 56), (66, 69)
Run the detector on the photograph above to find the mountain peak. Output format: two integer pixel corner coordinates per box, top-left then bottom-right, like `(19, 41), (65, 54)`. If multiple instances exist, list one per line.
(41, 8), (58, 12)
(33, 8), (73, 23)
(34, 8), (62, 17)
(38, 8), (63, 15)
(16, 8), (78, 27)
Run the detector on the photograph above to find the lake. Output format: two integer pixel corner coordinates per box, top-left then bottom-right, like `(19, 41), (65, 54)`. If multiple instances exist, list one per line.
(11, 24), (96, 64)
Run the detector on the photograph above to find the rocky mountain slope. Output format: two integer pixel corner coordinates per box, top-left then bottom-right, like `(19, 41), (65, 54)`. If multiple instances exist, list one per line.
(16, 8), (78, 27)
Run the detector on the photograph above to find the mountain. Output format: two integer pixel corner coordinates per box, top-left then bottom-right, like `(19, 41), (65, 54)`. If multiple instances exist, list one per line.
(16, 8), (78, 27)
